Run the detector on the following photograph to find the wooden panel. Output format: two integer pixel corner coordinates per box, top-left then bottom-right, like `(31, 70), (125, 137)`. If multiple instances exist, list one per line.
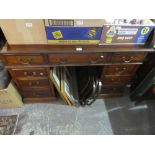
(23, 97), (56, 103)
(102, 76), (131, 85)
(101, 85), (124, 94)
(5, 55), (45, 65)
(103, 64), (138, 76)
(48, 53), (107, 65)
(10, 68), (48, 78)
(22, 88), (53, 98)
(111, 53), (146, 63)
(17, 78), (49, 88)
(99, 93), (123, 98)
(0, 19), (47, 44)
(0, 55), (4, 60)
(152, 86), (155, 94)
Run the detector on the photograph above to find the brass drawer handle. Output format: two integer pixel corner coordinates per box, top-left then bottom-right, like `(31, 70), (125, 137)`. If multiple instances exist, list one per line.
(90, 55), (104, 63)
(90, 60), (98, 64)
(122, 56), (133, 63)
(24, 72), (27, 76)
(90, 57), (98, 64)
(39, 72), (44, 76)
(36, 81), (40, 85)
(28, 82), (32, 86)
(111, 78), (120, 82)
(18, 57), (32, 64)
(24, 71), (44, 77)
(116, 67), (126, 74)
(32, 72), (36, 76)
(33, 93), (42, 97)
(28, 81), (40, 86)
(59, 58), (68, 64)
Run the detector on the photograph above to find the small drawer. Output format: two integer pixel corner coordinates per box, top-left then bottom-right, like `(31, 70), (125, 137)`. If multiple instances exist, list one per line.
(10, 68), (48, 78)
(102, 76), (131, 85)
(22, 88), (52, 98)
(111, 53), (146, 63)
(5, 55), (45, 65)
(18, 78), (49, 88)
(152, 86), (155, 94)
(101, 86), (124, 94)
(48, 53), (107, 65)
(103, 64), (138, 76)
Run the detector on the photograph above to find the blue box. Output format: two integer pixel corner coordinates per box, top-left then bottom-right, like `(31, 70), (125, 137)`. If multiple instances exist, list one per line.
(44, 19), (105, 45)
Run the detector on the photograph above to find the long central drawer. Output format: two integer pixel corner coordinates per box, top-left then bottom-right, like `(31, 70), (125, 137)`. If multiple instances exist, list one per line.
(48, 53), (107, 65)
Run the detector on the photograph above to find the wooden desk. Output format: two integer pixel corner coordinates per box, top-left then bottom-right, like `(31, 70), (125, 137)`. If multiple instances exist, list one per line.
(1, 44), (154, 103)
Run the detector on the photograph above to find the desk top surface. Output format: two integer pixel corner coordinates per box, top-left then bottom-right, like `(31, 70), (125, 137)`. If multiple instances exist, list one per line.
(0, 43), (155, 54)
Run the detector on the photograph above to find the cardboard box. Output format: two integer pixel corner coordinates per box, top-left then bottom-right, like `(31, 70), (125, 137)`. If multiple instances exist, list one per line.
(0, 81), (23, 108)
(0, 19), (47, 44)
(44, 19), (105, 45)
(99, 19), (155, 45)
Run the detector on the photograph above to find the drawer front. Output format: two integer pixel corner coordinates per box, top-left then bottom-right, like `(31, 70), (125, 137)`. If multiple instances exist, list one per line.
(17, 78), (49, 88)
(101, 86), (124, 94)
(111, 53), (146, 63)
(22, 88), (52, 98)
(10, 68), (48, 78)
(48, 53), (107, 65)
(102, 76), (131, 85)
(5, 55), (45, 65)
(103, 64), (138, 76)
(152, 86), (155, 94)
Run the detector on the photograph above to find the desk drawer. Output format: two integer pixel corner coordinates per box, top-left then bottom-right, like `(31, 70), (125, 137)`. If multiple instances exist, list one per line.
(101, 85), (124, 94)
(5, 55), (45, 65)
(22, 88), (52, 98)
(103, 64), (138, 76)
(10, 68), (48, 78)
(102, 76), (131, 85)
(48, 53), (107, 65)
(18, 78), (49, 88)
(111, 53), (146, 63)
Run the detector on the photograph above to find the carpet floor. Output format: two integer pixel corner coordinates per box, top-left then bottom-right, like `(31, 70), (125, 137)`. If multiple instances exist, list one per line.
(0, 99), (113, 135)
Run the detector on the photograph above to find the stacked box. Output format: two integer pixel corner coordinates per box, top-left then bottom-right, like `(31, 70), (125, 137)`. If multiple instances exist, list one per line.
(44, 19), (105, 45)
(99, 19), (155, 45)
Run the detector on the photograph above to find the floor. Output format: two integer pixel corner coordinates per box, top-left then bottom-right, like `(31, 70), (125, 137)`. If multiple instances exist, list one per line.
(105, 96), (155, 134)
(0, 94), (155, 135)
(0, 99), (113, 135)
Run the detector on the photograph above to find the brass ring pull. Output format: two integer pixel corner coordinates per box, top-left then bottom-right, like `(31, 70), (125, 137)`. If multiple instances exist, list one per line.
(18, 57), (32, 64)
(90, 60), (98, 64)
(118, 67), (126, 74)
(90, 58), (98, 64)
(24, 72), (27, 76)
(34, 93), (41, 97)
(28, 82), (32, 86)
(36, 81), (40, 85)
(59, 58), (67, 64)
(122, 56), (133, 63)
(32, 72), (36, 76)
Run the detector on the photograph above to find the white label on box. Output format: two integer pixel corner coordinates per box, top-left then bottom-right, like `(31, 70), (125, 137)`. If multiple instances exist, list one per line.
(76, 20), (83, 25)
(25, 23), (33, 28)
(117, 28), (138, 35)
